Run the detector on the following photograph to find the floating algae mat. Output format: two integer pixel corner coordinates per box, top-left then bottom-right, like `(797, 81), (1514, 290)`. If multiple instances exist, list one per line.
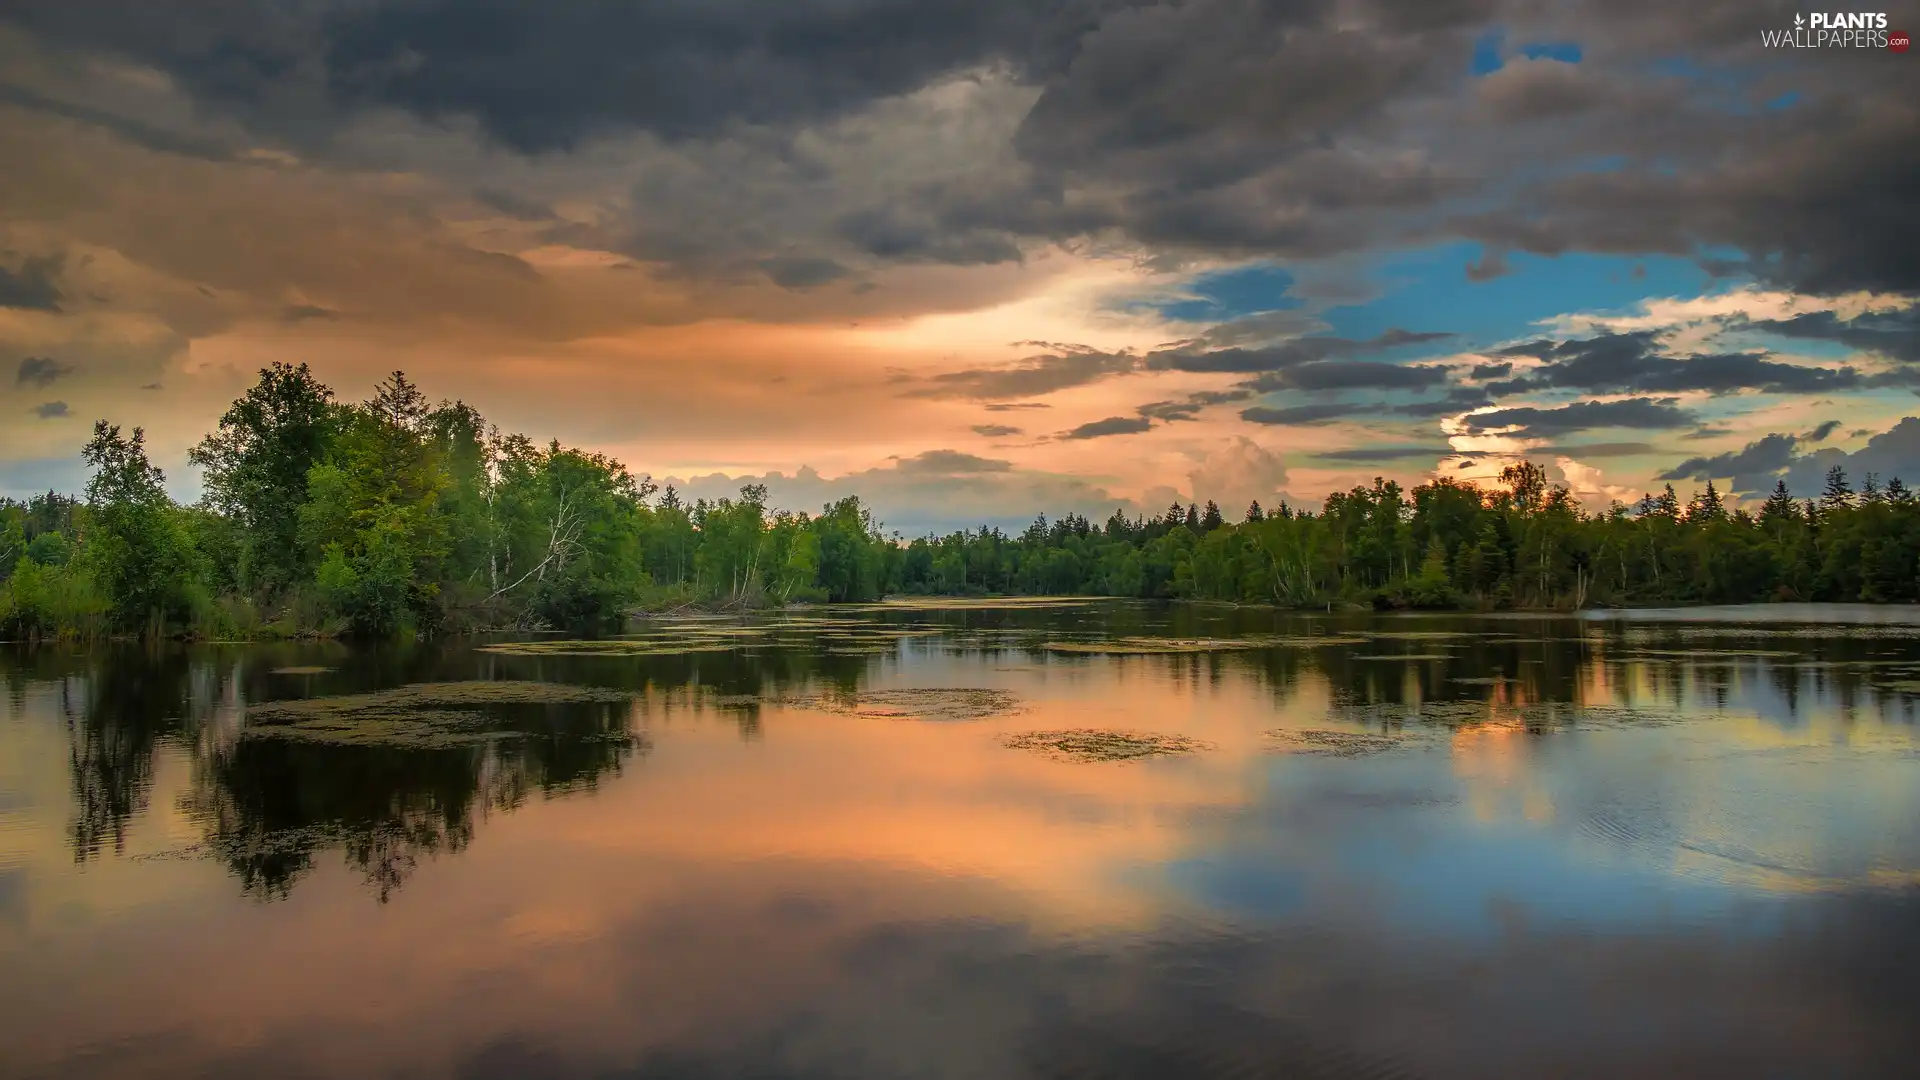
(1527, 704), (1688, 729)
(478, 638), (742, 657)
(786, 687), (1022, 722)
(1041, 634), (1369, 655)
(1266, 728), (1427, 757)
(243, 681), (635, 747)
(1670, 626), (1920, 641)
(1616, 648), (1804, 659)
(836, 597), (1098, 611)
(1325, 700), (1684, 732)
(1326, 701), (1494, 727)
(1003, 728), (1214, 762)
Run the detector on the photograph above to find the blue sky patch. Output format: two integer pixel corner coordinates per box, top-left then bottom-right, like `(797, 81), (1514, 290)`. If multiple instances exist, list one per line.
(1471, 29), (1506, 75)
(1149, 262), (1303, 322)
(1520, 41), (1583, 63)
(1319, 243), (1738, 351)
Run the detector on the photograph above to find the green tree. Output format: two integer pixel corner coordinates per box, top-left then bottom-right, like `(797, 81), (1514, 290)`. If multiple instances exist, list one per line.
(189, 362), (337, 595)
(78, 422), (202, 631)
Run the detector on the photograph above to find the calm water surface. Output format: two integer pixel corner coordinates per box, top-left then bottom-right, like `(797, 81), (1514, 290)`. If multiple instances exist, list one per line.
(3, 602), (1919, 1079)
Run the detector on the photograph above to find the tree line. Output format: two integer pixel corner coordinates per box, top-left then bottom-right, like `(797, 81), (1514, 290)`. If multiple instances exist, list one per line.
(1, 364), (892, 638)
(4, 363), (1919, 638)
(892, 462), (1919, 610)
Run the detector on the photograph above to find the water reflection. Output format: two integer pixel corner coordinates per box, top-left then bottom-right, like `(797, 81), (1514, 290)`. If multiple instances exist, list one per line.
(1, 604), (1918, 1078)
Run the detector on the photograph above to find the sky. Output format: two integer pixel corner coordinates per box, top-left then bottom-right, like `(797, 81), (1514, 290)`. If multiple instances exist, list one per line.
(0, 0), (1916, 535)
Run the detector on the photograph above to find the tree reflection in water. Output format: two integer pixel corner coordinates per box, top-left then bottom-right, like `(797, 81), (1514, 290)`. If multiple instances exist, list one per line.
(20, 636), (874, 902)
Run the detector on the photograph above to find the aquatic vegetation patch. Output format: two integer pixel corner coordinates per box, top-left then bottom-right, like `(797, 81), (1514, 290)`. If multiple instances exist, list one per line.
(1531, 704), (1686, 729)
(243, 681), (635, 747)
(1040, 634), (1369, 655)
(1003, 728), (1214, 762)
(786, 687), (1023, 722)
(1616, 648), (1803, 659)
(1322, 700), (1680, 731)
(1326, 701), (1492, 727)
(1791, 659), (1920, 669)
(478, 638), (742, 657)
(1669, 626), (1920, 641)
(836, 596), (1099, 611)
(485, 619), (959, 658)
(1265, 728), (1426, 757)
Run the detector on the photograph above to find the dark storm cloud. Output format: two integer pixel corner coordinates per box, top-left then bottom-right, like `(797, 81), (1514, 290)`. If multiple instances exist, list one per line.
(894, 449), (1012, 475)
(1313, 445), (1453, 463)
(1183, 309), (1329, 349)
(1060, 415), (1152, 440)
(1537, 442), (1655, 458)
(912, 345), (1137, 400)
(834, 208), (1027, 266)
(11, 2), (1908, 296)
(1492, 332), (1862, 396)
(1240, 403), (1384, 426)
(1658, 432), (1803, 490)
(1460, 397), (1694, 437)
(1005, 0), (1495, 258)
(1147, 345), (1313, 375)
(279, 304), (338, 323)
(1456, 101), (1920, 295)
(1003, 1), (1915, 294)
(0, 255), (64, 312)
(6, 0), (1138, 154)
(1240, 384), (1487, 426)
(1652, 353), (1861, 395)
(1468, 361), (1512, 380)
(758, 255), (852, 290)
(1134, 387), (1252, 423)
(0, 82), (239, 161)
(1464, 249), (1510, 282)
(31, 401), (70, 419)
(970, 424), (1022, 437)
(471, 187), (557, 222)
(1779, 418), (1920, 497)
(1395, 388), (1495, 418)
(1657, 418), (1920, 500)
(14, 356), (75, 389)
(1750, 308), (1920, 365)
(1238, 360), (1448, 393)
(1147, 329), (1451, 375)
(1370, 328), (1456, 349)
(1136, 400), (1198, 422)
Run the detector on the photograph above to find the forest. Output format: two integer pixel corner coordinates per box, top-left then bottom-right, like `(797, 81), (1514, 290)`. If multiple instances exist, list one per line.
(4, 363), (1919, 639)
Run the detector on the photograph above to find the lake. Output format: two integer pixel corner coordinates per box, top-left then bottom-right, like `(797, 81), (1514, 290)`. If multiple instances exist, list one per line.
(3, 601), (1918, 1079)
